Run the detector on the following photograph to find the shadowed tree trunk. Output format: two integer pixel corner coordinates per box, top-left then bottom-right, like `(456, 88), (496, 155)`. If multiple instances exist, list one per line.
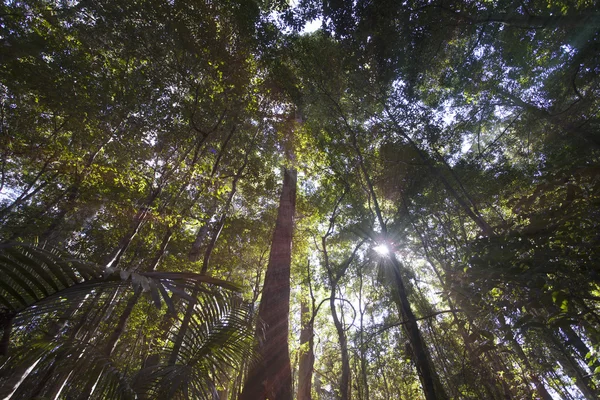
(297, 299), (314, 400)
(239, 168), (296, 400)
(298, 263), (316, 400)
(351, 132), (449, 400)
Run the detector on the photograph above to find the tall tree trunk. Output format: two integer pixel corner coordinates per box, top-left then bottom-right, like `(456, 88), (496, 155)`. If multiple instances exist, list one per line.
(104, 188), (161, 269)
(561, 325), (600, 374)
(297, 297), (315, 400)
(543, 326), (599, 400)
(357, 268), (369, 400)
(497, 316), (553, 400)
(201, 157), (247, 274)
(330, 290), (351, 400)
(104, 289), (142, 357)
(388, 254), (449, 400)
(239, 168), (296, 400)
(351, 134), (448, 400)
(168, 288), (199, 366)
(402, 194), (504, 398)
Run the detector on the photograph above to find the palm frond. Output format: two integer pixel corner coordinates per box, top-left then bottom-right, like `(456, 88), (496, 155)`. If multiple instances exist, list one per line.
(132, 295), (255, 400)
(0, 242), (253, 400)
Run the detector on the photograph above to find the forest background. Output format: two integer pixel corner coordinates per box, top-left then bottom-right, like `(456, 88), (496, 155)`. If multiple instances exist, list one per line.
(1, 0), (599, 399)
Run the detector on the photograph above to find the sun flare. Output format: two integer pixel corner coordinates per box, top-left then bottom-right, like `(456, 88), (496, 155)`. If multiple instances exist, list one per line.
(373, 244), (390, 256)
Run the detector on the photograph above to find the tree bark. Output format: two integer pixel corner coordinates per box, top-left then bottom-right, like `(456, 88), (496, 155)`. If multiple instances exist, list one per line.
(330, 291), (351, 400)
(389, 254), (449, 400)
(297, 296), (315, 400)
(497, 316), (553, 400)
(104, 187), (161, 269)
(351, 133), (448, 400)
(201, 158), (247, 274)
(168, 288), (199, 366)
(239, 168), (296, 400)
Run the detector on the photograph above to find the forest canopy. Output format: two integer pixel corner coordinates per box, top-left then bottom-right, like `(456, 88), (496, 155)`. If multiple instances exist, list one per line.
(1, 0), (600, 399)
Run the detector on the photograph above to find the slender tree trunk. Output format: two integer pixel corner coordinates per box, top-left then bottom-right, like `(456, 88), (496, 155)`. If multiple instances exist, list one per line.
(357, 267), (369, 400)
(169, 288), (199, 366)
(351, 134), (448, 400)
(330, 289), (351, 400)
(239, 168), (296, 400)
(201, 158), (247, 274)
(104, 289), (142, 357)
(188, 125), (237, 261)
(402, 193), (507, 398)
(0, 159), (55, 221)
(104, 188), (161, 269)
(497, 316), (553, 400)
(297, 299), (314, 400)
(389, 254), (449, 400)
(189, 219), (213, 262)
(561, 325), (600, 374)
(543, 326), (599, 399)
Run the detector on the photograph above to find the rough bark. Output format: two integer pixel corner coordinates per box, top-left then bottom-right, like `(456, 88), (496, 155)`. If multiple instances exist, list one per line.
(239, 168), (296, 400)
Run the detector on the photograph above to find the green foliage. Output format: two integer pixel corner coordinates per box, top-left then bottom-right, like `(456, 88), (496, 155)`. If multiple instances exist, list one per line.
(2, 0), (600, 398)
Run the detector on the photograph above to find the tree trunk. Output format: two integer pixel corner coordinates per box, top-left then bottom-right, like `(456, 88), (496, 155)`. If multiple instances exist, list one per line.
(544, 326), (599, 399)
(239, 168), (296, 400)
(105, 289), (142, 357)
(330, 291), (351, 400)
(201, 159), (247, 274)
(104, 188), (161, 269)
(497, 315), (553, 400)
(389, 254), (449, 400)
(357, 268), (369, 400)
(169, 288), (199, 366)
(561, 325), (600, 374)
(351, 133), (448, 400)
(403, 194), (503, 398)
(297, 298), (314, 400)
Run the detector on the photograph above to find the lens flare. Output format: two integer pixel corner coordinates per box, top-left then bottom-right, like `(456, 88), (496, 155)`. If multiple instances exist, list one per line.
(373, 244), (390, 256)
